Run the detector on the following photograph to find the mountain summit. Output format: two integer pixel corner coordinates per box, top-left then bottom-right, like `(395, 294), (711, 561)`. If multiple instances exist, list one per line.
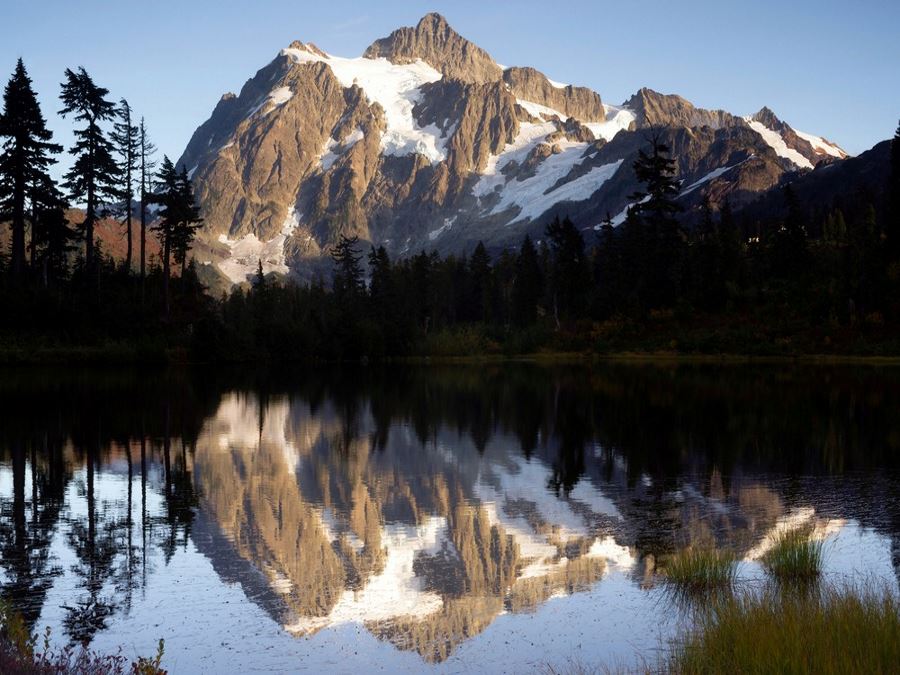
(177, 13), (848, 285)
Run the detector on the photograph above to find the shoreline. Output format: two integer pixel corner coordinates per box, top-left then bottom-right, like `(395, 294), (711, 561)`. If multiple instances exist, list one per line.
(3, 346), (900, 367)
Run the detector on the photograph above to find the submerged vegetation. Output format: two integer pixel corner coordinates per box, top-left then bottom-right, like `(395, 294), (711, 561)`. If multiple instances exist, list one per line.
(669, 585), (900, 674)
(761, 526), (825, 584)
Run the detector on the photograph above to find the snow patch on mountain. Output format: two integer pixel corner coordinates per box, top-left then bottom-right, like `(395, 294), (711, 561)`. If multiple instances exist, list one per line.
(428, 216), (456, 241)
(516, 98), (634, 143)
(246, 85), (294, 118)
(475, 121), (558, 195)
(585, 104), (636, 142)
(319, 127), (365, 170)
(794, 129), (847, 159)
(517, 98), (566, 120)
(217, 207), (300, 283)
(744, 118), (813, 170)
(680, 158), (749, 196)
(491, 146), (623, 222)
(282, 45), (447, 162)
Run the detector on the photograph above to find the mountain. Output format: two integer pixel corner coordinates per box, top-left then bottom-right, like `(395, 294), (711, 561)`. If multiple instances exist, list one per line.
(178, 13), (850, 285)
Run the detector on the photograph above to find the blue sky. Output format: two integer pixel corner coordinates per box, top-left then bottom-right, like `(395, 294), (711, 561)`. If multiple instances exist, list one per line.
(2, 0), (897, 177)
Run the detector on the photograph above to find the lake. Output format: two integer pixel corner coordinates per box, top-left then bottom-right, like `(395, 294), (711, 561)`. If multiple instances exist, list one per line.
(0, 362), (898, 673)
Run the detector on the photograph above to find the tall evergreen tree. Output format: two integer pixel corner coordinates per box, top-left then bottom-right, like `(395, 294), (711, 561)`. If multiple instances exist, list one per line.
(59, 67), (118, 271)
(331, 234), (364, 301)
(171, 166), (202, 277)
(545, 216), (588, 324)
(138, 117), (156, 296)
(151, 156), (185, 315)
(368, 245), (393, 320)
(29, 171), (74, 284)
(768, 184), (808, 279)
(0, 59), (61, 280)
(888, 120), (900, 261)
(628, 133), (684, 307)
(511, 235), (543, 326)
(111, 99), (139, 271)
(468, 241), (492, 323)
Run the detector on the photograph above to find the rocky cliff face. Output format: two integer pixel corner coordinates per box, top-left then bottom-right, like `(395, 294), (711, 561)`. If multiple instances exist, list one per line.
(364, 12), (502, 84)
(177, 13), (849, 285)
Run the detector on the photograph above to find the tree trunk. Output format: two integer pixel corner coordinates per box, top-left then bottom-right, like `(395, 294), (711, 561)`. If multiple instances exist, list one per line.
(10, 157), (26, 280)
(125, 205), (133, 272)
(163, 233), (171, 317)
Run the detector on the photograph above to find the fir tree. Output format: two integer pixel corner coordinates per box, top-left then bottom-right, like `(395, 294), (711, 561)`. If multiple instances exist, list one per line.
(769, 184), (808, 279)
(545, 216), (588, 324)
(468, 241), (492, 323)
(58, 67), (118, 271)
(593, 212), (620, 317)
(111, 99), (139, 271)
(628, 132), (684, 307)
(171, 165), (202, 278)
(0, 59), (61, 280)
(138, 117), (156, 296)
(151, 156), (187, 315)
(511, 235), (543, 326)
(331, 234), (363, 300)
(368, 245), (393, 321)
(888, 120), (900, 261)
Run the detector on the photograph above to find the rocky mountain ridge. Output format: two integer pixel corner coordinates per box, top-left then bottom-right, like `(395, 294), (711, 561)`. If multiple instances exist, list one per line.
(177, 12), (850, 284)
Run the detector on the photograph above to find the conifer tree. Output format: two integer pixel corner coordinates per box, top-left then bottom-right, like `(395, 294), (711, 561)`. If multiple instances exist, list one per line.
(59, 67), (118, 271)
(29, 171), (74, 284)
(171, 166), (202, 277)
(368, 245), (393, 320)
(888, 120), (900, 261)
(0, 59), (61, 280)
(628, 132), (684, 307)
(138, 117), (156, 295)
(769, 184), (808, 279)
(545, 216), (588, 324)
(111, 99), (139, 271)
(593, 212), (620, 317)
(468, 241), (492, 323)
(331, 234), (364, 300)
(511, 235), (543, 326)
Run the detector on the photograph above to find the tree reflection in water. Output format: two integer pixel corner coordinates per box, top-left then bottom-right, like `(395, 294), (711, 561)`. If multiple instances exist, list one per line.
(0, 363), (898, 661)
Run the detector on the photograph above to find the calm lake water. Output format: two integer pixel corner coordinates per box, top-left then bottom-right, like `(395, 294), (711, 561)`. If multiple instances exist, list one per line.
(1, 363), (898, 673)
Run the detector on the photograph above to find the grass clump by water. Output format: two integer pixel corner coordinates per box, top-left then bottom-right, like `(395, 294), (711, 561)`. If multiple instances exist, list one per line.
(663, 546), (738, 594)
(761, 526), (824, 583)
(669, 585), (900, 674)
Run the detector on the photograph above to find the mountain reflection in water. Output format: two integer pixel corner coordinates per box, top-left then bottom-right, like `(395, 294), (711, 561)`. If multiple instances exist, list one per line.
(0, 364), (899, 670)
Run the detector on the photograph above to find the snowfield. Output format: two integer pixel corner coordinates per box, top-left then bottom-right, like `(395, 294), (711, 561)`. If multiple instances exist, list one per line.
(794, 129), (847, 158)
(744, 118), (814, 170)
(282, 44), (449, 163)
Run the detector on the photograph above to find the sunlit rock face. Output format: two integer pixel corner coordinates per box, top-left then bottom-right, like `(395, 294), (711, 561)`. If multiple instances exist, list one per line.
(178, 13), (848, 284)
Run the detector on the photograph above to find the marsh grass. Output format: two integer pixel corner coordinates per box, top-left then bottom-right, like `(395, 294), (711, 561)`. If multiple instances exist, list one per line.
(762, 526), (824, 583)
(663, 546), (738, 595)
(669, 584), (900, 674)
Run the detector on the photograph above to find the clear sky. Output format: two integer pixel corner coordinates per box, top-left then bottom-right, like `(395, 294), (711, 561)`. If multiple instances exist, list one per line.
(2, 0), (897, 178)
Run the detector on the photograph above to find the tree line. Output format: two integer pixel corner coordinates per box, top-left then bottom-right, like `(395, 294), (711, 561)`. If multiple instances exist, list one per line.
(0, 59), (202, 319)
